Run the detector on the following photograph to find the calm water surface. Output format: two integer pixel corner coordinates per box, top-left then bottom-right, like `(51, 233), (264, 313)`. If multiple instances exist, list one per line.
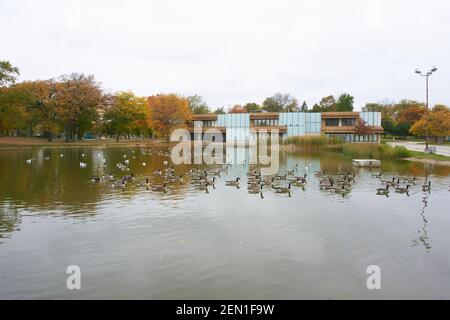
(0, 146), (450, 299)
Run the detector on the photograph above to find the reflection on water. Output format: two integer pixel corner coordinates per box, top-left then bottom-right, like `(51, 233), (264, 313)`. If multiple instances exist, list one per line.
(0, 146), (450, 299)
(412, 186), (432, 251)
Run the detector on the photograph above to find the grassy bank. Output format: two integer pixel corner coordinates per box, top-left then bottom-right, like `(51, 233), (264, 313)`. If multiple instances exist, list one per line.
(0, 137), (170, 148)
(282, 136), (410, 159)
(283, 136), (450, 164)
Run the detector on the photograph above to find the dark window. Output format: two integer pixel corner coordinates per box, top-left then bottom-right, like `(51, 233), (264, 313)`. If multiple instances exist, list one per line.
(325, 119), (339, 126)
(341, 118), (356, 126)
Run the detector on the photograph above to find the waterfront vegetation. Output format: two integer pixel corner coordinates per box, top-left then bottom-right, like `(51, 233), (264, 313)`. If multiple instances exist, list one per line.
(282, 135), (450, 162)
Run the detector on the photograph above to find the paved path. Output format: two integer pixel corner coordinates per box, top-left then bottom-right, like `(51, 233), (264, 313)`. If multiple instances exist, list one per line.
(387, 141), (450, 157)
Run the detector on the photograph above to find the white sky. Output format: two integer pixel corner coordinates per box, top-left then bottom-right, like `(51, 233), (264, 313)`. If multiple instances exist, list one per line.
(1, 0), (449, 110)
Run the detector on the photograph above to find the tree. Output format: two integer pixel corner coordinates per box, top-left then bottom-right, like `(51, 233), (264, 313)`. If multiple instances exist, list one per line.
(104, 92), (148, 142)
(56, 73), (103, 141)
(354, 118), (373, 135)
(300, 101), (308, 112)
(0, 60), (20, 86)
(0, 86), (29, 135)
(312, 95), (336, 112)
(148, 94), (191, 137)
(187, 95), (210, 114)
(228, 104), (247, 113)
(262, 93), (299, 112)
(410, 105), (450, 142)
(244, 102), (260, 112)
(335, 93), (354, 111)
(214, 107), (226, 114)
(381, 118), (395, 136)
(393, 122), (411, 140)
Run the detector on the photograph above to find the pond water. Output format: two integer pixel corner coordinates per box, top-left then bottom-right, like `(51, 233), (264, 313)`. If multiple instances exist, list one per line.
(0, 146), (449, 299)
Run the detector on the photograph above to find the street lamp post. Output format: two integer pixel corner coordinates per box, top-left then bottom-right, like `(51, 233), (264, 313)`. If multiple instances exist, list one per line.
(415, 66), (438, 152)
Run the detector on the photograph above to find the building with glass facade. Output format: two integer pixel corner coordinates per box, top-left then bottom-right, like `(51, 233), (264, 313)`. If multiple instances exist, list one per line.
(188, 111), (383, 143)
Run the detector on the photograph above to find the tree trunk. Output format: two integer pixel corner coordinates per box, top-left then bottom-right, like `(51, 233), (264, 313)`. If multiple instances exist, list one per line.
(116, 130), (120, 142)
(65, 122), (71, 142)
(78, 127), (83, 140)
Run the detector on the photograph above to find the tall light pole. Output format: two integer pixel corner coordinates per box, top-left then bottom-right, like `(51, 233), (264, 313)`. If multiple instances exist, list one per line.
(415, 66), (438, 152)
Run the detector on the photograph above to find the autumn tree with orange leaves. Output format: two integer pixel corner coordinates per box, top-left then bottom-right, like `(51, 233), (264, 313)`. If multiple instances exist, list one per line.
(228, 104), (247, 113)
(410, 105), (450, 142)
(148, 94), (192, 137)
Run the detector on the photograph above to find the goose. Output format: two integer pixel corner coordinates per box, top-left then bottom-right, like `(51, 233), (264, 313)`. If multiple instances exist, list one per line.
(248, 184), (263, 194)
(372, 172), (382, 178)
(403, 177), (416, 184)
(376, 185), (390, 195)
(382, 177), (395, 185)
(90, 177), (101, 183)
(274, 183), (291, 194)
(292, 177), (306, 187)
(422, 181), (431, 192)
(153, 183), (168, 192)
(225, 177), (240, 186)
(395, 185), (410, 193)
(314, 169), (326, 177)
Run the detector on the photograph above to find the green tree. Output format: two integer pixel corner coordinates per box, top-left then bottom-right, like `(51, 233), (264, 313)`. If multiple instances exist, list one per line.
(244, 102), (260, 112)
(262, 93), (298, 112)
(214, 107), (226, 114)
(312, 95), (336, 112)
(187, 95), (210, 114)
(300, 101), (308, 112)
(0, 60), (20, 86)
(104, 92), (148, 142)
(335, 93), (354, 111)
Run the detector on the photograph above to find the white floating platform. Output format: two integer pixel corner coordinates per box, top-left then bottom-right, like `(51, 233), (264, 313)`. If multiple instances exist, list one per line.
(352, 159), (381, 167)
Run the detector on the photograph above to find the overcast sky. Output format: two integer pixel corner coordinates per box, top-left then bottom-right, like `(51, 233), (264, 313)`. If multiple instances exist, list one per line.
(1, 0), (449, 110)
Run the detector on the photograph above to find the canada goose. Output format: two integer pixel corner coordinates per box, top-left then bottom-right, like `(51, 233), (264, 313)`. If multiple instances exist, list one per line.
(314, 169), (326, 177)
(403, 177), (416, 184)
(90, 177), (101, 183)
(248, 184), (263, 194)
(422, 181), (431, 192)
(376, 185), (390, 195)
(292, 177), (306, 187)
(225, 177), (240, 186)
(274, 183), (291, 194)
(372, 173), (382, 178)
(153, 183), (168, 192)
(395, 185), (410, 193)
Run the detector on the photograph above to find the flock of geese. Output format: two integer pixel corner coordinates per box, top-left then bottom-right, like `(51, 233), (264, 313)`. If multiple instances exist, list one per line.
(26, 149), (449, 196)
(372, 173), (433, 196)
